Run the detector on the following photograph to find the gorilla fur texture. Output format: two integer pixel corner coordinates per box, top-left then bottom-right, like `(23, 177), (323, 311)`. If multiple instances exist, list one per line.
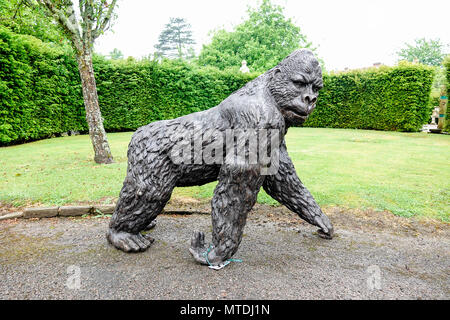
(107, 49), (334, 266)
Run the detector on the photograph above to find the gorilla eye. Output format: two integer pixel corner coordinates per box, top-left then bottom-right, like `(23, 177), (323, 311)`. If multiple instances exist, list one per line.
(313, 84), (323, 91)
(293, 80), (305, 88)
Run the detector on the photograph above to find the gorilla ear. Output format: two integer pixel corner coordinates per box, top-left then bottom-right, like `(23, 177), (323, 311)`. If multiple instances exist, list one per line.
(273, 68), (282, 79)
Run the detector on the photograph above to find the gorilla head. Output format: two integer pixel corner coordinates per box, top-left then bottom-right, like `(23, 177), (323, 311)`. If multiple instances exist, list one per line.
(268, 49), (323, 126)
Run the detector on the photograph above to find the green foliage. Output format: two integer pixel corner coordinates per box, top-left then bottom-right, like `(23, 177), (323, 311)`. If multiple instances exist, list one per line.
(154, 17), (195, 60)
(197, 0), (313, 72)
(444, 56), (450, 130)
(446, 57), (450, 84)
(93, 56), (257, 130)
(431, 66), (447, 91)
(396, 38), (447, 67)
(305, 63), (435, 132)
(429, 90), (440, 109)
(0, 26), (85, 144)
(0, 0), (69, 47)
(429, 66), (446, 124)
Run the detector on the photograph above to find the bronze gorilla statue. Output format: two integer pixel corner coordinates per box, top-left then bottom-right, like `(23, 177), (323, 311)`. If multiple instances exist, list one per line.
(107, 49), (334, 267)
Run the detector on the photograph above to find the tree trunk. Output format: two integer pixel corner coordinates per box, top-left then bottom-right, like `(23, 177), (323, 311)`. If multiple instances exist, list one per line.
(76, 50), (114, 164)
(437, 85), (447, 131)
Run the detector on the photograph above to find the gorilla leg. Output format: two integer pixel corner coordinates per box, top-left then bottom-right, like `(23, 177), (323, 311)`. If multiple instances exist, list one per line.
(190, 165), (264, 266)
(263, 146), (334, 239)
(107, 168), (177, 253)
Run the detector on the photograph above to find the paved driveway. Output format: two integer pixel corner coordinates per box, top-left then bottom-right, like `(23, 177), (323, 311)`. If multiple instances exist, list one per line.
(0, 206), (448, 299)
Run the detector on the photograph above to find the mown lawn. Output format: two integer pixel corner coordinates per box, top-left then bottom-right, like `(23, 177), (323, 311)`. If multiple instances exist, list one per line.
(0, 128), (448, 221)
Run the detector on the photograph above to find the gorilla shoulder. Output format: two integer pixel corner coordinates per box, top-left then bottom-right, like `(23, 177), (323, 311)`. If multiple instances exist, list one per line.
(217, 79), (284, 130)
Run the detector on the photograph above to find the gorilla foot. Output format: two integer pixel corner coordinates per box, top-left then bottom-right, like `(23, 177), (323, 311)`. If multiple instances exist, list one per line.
(107, 229), (155, 252)
(189, 231), (223, 266)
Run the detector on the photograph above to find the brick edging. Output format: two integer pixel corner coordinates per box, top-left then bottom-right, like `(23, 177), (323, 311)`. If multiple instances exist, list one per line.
(0, 204), (209, 221)
(0, 204), (116, 221)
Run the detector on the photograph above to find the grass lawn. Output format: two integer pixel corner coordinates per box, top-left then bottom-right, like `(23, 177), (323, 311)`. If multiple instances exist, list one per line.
(0, 128), (448, 222)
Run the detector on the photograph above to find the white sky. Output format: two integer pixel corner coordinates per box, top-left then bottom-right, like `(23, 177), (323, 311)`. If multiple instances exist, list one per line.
(94, 0), (450, 71)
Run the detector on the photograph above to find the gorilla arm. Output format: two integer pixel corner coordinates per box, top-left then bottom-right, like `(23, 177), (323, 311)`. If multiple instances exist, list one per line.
(190, 163), (265, 266)
(263, 142), (334, 239)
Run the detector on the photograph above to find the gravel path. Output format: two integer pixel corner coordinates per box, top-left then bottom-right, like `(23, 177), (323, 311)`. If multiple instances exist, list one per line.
(0, 205), (448, 300)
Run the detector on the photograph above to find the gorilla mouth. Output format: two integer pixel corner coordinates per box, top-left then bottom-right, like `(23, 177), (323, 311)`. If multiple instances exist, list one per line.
(285, 106), (309, 120)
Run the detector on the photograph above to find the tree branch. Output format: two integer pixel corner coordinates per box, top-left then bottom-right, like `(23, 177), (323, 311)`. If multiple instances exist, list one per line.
(79, 0), (86, 19)
(36, 0), (80, 39)
(92, 0), (118, 40)
(12, 0), (27, 20)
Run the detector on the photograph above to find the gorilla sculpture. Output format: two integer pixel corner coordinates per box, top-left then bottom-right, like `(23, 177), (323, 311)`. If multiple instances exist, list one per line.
(107, 49), (334, 267)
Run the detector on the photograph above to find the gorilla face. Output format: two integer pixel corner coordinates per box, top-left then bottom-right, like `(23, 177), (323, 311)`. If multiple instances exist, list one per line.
(269, 49), (323, 126)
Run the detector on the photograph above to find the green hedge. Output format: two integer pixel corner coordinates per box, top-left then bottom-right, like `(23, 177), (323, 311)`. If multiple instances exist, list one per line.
(93, 57), (257, 131)
(0, 28), (436, 145)
(305, 63), (435, 131)
(444, 57), (450, 131)
(94, 58), (434, 133)
(0, 26), (85, 144)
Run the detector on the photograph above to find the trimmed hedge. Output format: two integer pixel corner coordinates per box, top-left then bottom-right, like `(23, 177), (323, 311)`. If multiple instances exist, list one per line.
(305, 63), (435, 131)
(444, 57), (450, 131)
(93, 57), (257, 131)
(0, 26), (85, 144)
(0, 28), (436, 145)
(95, 58), (434, 133)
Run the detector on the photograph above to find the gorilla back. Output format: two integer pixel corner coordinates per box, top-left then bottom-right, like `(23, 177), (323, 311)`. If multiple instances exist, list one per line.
(107, 49), (334, 267)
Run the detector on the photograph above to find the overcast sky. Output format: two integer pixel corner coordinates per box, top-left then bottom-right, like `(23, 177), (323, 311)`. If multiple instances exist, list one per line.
(94, 0), (450, 71)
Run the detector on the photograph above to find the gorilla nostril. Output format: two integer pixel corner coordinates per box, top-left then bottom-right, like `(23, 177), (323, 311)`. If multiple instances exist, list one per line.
(304, 94), (316, 105)
(304, 95), (310, 104)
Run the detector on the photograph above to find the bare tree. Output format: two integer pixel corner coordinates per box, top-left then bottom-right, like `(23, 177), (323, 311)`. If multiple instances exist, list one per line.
(26, 0), (118, 164)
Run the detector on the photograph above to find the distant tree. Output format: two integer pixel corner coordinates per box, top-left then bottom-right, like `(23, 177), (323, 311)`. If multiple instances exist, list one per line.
(109, 48), (123, 60)
(23, 0), (119, 164)
(397, 38), (447, 67)
(154, 17), (195, 59)
(431, 67), (446, 91)
(197, 0), (314, 72)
